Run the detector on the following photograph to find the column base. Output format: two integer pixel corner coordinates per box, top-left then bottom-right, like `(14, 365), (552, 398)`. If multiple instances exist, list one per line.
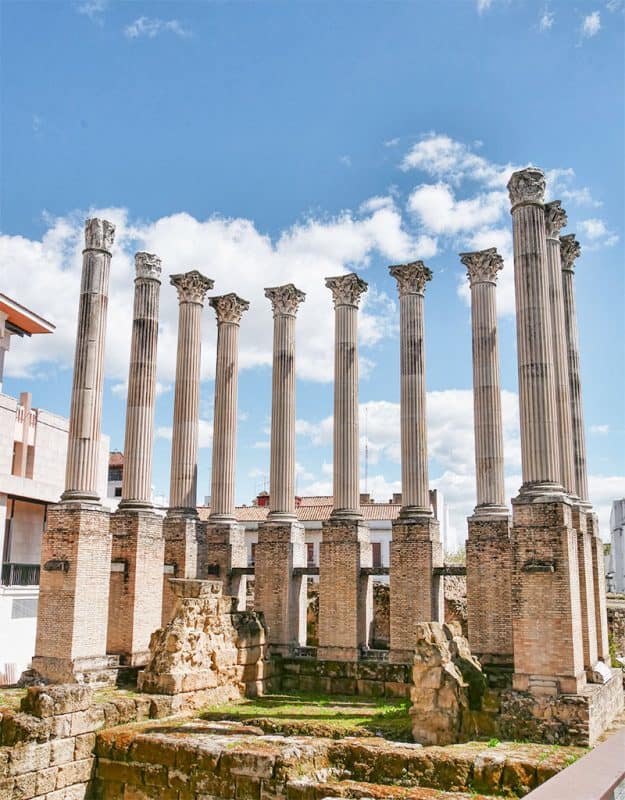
(318, 518), (372, 661)
(30, 654), (119, 686)
(255, 520), (306, 653)
(162, 511), (204, 626)
(205, 521), (247, 609)
(466, 513), (513, 665)
(389, 514), (443, 662)
(501, 668), (624, 747)
(34, 503), (112, 685)
(107, 508), (164, 667)
(511, 495), (587, 696)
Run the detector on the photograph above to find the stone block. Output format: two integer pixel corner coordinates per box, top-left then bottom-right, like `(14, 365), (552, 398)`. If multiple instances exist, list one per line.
(21, 685), (93, 718)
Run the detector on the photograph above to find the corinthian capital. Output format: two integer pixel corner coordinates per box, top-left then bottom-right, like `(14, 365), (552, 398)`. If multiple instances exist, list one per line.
(459, 247), (503, 287)
(170, 270), (214, 304)
(388, 261), (432, 296)
(325, 273), (368, 308)
(507, 167), (546, 209)
(264, 283), (306, 317)
(135, 252), (162, 281)
(210, 293), (250, 324)
(560, 234), (582, 272)
(84, 218), (115, 252)
(544, 201), (568, 239)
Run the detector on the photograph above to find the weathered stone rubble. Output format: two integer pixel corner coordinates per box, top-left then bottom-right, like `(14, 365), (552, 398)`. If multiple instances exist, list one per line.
(411, 622), (486, 746)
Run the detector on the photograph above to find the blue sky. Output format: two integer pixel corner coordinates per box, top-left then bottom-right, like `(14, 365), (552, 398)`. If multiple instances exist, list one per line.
(1, 0), (624, 542)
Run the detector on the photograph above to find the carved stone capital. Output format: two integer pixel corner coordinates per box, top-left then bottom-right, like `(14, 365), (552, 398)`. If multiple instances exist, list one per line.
(388, 261), (432, 296)
(325, 273), (368, 307)
(507, 167), (546, 209)
(210, 293), (250, 324)
(264, 283), (306, 317)
(84, 218), (115, 252)
(560, 234), (582, 272)
(459, 247), (503, 287)
(544, 201), (568, 239)
(170, 270), (214, 304)
(135, 252), (162, 281)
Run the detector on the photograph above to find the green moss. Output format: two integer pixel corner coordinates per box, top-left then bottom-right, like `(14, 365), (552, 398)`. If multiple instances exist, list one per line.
(0, 687), (26, 711)
(199, 693), (413, 741)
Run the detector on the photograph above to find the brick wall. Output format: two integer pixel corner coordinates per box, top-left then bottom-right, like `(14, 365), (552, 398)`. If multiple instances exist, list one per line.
(107, 509), (164, 666)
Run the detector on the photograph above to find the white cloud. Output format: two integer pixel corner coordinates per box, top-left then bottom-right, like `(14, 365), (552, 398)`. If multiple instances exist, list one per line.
(155, 419), (213, 449)
(590, 424), (610, 435)
(297, 389), (521, 536)
(606, 0), (624, 12)
(77, 0), (107, 21)
(477, 0), (493, 13)
(124, 17), (191, 39)
(400, 133), (514, 187)
(407, 182), (508, 235)
(539, 9), (555, 30)
(339, 155), (352, 167)
(1, 195), (418, 384)
(578, 218), (619, 247)
(384, 138), (400, 148)
(581, 11), (601, 37)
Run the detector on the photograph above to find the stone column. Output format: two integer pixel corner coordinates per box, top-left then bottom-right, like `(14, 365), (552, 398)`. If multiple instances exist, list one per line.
(561, 234), (609, 663)
(205, 294), (249, 609)
(162, 270), (213, 626)
(460, 248), (512, 666)
(168, 271), (214, 513)
(318, 274), (373, 660)
(547, 214), (599, 673)
(560, 235), (588, 503)
(63, 218), (115, 502)
(387, 262), (443, 663)
(509, 169), (562, 495)
(544, 203), (576, 496)
(108, 253), (164, 666)
(255, 285), (307, 652)
(33, 219), (117, 684)
(508, 169), (585, 696)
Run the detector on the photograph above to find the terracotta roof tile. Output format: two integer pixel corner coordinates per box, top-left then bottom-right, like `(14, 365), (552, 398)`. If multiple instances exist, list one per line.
(196, 501), (401, 524)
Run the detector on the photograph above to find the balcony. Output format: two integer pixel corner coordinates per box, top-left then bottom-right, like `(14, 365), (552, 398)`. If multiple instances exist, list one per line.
(1, 562), (40, 587)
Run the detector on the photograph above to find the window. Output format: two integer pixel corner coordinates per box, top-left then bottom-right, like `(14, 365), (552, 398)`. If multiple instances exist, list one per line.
(307, 543), (315, 566)
(372, 541), (382, 568)
(114, 487), (122, 497)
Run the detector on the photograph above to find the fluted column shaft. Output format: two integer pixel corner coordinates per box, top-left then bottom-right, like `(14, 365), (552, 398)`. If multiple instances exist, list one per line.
(63, 218), (115, 502)
(389, 262), (433, 515)
(209, 294), (249, 522)
(326, 274), (368, 518)
(545, 203), (576, 496)
(265, 285), (305, 519)
(561, 235), (589, 502)
(169, 271), (213, 512)
(121, 253), (162, 507)
(461, 249), (506, 511)
(508, 169), (561, 492)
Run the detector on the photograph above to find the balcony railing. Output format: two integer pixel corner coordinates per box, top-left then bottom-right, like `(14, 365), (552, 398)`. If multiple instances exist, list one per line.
(1, 562), (41, 587)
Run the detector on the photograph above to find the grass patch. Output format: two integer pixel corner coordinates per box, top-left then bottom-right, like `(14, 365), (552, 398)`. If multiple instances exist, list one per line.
(199, 693), (413, 741)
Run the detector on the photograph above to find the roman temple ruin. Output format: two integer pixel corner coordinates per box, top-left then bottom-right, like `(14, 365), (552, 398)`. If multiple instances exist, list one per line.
(23, 165), (624, 753)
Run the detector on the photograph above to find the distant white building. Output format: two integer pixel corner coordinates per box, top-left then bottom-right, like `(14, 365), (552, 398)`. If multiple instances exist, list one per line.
(0, 294), (109, 685)
(198, 488), (452, 583)
(608, 499), (625, 594)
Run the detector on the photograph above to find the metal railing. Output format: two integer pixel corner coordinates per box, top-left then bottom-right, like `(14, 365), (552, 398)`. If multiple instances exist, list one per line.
(1, 562), (40, 587)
